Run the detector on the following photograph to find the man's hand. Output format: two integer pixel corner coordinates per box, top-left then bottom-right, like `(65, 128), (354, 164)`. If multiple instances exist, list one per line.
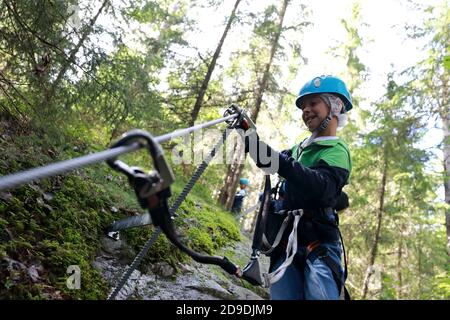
(224, 104), (278, 174)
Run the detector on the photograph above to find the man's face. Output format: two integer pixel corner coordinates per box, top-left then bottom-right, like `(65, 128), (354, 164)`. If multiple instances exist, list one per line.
(240, 184), (247, 189)
(300, 94), (329, 131)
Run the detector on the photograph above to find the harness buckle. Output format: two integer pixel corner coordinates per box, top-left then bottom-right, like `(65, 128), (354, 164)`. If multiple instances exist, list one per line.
(306, 240), (321, 255)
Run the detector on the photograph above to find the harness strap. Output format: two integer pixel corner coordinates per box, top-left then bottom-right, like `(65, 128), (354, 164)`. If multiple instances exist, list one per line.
(262, 206), (335, 255)
(304, 206), (351, 300)
(263, 209), (303, 287)
(338, 227), (348, 282)
(261, 212), (291, 255)
(306, 242), (351, 300)
(320, 253), (350, 300)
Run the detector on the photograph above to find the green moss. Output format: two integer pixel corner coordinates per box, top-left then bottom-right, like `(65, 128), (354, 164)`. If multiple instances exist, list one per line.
(0, 126), (243, 299)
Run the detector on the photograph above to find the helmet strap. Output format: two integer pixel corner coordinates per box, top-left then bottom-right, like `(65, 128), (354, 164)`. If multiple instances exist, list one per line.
(318, 115), (332, 132)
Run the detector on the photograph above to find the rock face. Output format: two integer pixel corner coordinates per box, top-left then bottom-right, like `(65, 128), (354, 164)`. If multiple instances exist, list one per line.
(94, 233), (271, 300)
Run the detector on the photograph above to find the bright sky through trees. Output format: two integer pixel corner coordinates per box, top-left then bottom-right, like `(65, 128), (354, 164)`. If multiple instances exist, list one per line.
(186, 0), (445, 199)
(95, 0), (444, 194)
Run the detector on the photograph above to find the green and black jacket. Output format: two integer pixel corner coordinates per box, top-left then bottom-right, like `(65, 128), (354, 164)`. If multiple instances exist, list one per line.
(277, 137), (352, 246)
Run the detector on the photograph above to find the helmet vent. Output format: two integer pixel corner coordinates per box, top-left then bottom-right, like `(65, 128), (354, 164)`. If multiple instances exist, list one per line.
(313, 78), (321, 87)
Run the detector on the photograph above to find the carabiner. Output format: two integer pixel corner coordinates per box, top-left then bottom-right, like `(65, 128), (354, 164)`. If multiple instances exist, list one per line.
(223, 104), (257, 132)
(107, 129), (243, 280)
(106, 129), (175, 208)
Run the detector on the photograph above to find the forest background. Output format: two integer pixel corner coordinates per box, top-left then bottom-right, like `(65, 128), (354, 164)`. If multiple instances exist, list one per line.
(0, 0), (448, 300)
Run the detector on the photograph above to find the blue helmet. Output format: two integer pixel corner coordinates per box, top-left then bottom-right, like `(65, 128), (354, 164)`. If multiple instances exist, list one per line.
(239, 178), (249, 186)
(295, 75), (353, 111)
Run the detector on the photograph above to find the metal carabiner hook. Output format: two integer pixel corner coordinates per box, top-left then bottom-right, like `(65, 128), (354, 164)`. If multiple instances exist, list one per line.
(223, 104), (257, 132)
(107, 129), (175, 208)
(223, 104), (243, 128)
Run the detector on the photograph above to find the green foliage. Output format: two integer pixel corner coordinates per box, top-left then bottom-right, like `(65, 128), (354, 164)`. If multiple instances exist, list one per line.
(179, 198), (240, 254)
(0, 118), (242, 299)
(0, 0), (448, 301)
(332, 2), (448, 300)
(0, 128), (119, 299)
(427, 270), (450, 299)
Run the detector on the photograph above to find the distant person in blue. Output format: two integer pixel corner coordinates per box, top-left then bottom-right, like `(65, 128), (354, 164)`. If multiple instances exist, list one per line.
(231, 178), (249, 214)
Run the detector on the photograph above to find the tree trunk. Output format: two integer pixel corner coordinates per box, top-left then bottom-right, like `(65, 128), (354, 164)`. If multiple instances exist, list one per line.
(218, 138), (241, 207)
(417, 223), (423, 296)
(362, 157), (388, 299)
(441, 101), (450, 256)
(218, 0), (289, 208)
(250, 1), (288, 122)
(396, 233), (403, 300)
(189, 0), (242, 126)
(225, 163), (246, 211)
(218, 144), (245, 210)
(47, 0), (110, 103)
(218, 164), (233, 206)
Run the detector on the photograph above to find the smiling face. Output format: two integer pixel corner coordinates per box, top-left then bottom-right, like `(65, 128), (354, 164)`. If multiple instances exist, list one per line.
(299, 94), (330, 131)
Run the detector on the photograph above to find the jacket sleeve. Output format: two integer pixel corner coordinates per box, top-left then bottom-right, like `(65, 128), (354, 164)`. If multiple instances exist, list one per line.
(278, 152), (349, 202)
(247, 133), (349, 201)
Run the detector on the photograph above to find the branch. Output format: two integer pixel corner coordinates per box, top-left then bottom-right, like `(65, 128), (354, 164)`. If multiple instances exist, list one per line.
(0, 71), (33, 108)
(48, 0), (110, 99)
(197, 51), (211, 66)
(0, 82), (27, 119)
